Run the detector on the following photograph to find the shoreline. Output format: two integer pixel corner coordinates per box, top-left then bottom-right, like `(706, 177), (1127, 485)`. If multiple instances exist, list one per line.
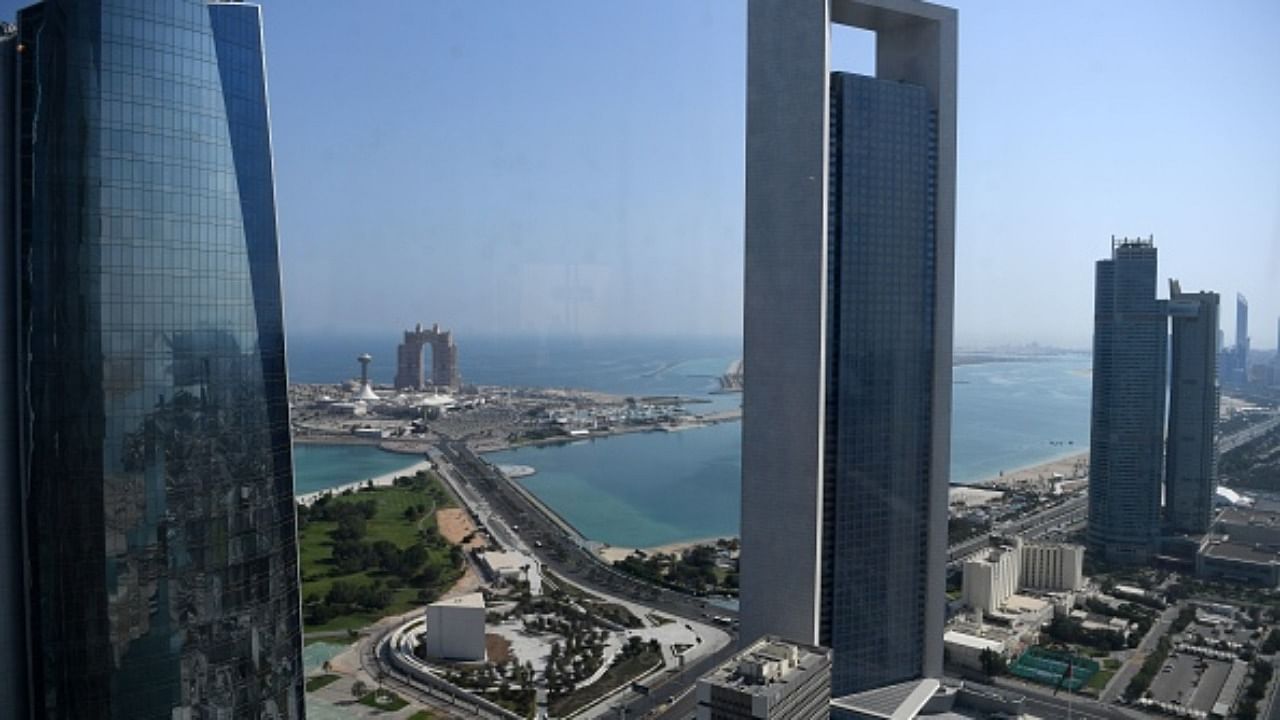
(294, 458), (433, 506)
(596, 536), (737, 565)
(970, 449), (1089, 492)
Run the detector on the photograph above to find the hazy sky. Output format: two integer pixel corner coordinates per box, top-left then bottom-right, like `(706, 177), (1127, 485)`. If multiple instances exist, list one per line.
(5, 1), (1278, 349)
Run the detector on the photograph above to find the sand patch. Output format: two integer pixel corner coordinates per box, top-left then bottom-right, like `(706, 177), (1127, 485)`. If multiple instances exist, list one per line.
(437, 508), (482, 547)
(486, 633), (513, 664)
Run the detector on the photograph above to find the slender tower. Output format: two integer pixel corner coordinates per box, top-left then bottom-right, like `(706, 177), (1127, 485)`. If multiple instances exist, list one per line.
(1087, 237), (1167, 565)
(8, 1), (304, 717)
(1236, 293), (1250, 382)
(741, 0), (956, 697)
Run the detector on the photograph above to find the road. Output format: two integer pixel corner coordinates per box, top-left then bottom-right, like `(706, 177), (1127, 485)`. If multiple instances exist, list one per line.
(1100, 603), (1179, 704)
(948, 496), (1087, 564)
(1219, 412), (1280, 455)
(972, 678), (1142, 720)
(432, 440), (737, 718)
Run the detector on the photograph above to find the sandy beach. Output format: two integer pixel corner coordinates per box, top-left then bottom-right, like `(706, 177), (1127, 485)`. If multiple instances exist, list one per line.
(596, 536), (736, 564)
(977, 451), (1089, 493)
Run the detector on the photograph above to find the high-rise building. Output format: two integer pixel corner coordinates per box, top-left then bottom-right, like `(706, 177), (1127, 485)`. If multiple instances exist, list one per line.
(1, 2), (304, 717)
(1236, 293), (1250, 378)
(741, 0), (956, 699)
(1087, 237), (1167, 565)
(1165, 282), (1219, 535)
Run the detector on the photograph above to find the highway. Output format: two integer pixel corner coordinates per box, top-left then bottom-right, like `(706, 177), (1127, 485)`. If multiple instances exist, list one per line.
(1219, 411), (1280, 454)
(431, 440), (738, 718)
(947, 495), (1087, 564)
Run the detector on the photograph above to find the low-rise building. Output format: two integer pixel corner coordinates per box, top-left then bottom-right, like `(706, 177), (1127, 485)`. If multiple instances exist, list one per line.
(477, 550), (532, 586)
(943, 630), (1006, 672)
(695, 636), (831, 720)
(425, 592), (486, 661)
(1196, 508), (1280, 588)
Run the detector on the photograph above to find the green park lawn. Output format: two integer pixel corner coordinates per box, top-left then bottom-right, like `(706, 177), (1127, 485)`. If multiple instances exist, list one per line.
(298, 472), (464, 633)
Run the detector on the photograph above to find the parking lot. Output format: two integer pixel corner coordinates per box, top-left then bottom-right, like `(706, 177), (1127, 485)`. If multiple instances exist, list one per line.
(1148, 653), (1234, 712)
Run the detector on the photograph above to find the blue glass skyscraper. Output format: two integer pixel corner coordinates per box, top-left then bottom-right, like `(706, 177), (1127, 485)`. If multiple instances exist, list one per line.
(2, 1), (304, 717)
(1087, 237), (1167, 565)
(821, 72), (939, 695)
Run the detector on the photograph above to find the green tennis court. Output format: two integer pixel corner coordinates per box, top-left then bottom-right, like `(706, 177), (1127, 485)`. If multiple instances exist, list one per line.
(1010, 647), (1098, 691)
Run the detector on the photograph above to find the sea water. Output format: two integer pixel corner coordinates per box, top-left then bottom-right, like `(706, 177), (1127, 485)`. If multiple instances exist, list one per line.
(291, 444), (424, 495)
(289, 334), (1092, 546)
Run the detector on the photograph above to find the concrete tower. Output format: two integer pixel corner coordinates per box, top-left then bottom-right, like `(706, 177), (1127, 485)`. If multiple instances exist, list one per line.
(1087, 237), (1167, 565)
(741, 0), (956, 698)
(356, 353), (379, 401)
(359, 353), (373, 386)
(1165, 282), (1219, 535)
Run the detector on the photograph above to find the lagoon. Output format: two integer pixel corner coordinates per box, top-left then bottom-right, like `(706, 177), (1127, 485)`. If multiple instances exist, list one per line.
(291, 444), (423, 496)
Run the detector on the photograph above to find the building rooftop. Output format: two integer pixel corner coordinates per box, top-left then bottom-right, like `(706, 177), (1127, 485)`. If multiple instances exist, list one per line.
(478, 550), (531, 573)
(830, 678), (940, 720)
(698, 636), (830, 705)
(1000, 594), (1050, 614)
(430, 592), (484, 609)
(1202, 540), (1280, 565)
(943, 630), (1003, 653)
(1218, 507), (1280, 530)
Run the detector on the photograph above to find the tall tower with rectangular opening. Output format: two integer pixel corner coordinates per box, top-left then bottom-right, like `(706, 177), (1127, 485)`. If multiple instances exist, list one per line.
(741, 0), (956, 697)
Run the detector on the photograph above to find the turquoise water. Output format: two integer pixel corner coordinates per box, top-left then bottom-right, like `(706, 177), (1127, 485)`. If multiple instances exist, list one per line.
(483, 355), (1092, 548)
(291, 444), (424, 495)
(287, 336), (1092, 547)
(302, 642), (348, 674)
(486, 421), (742, 549)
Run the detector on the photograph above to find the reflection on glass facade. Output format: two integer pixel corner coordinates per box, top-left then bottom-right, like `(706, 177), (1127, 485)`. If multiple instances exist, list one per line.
(1087, 238), (1166, 565)
(13, 1), (303, 717)
(821, 72), (938, 696)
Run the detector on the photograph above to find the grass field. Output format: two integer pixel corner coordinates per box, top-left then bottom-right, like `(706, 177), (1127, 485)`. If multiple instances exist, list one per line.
(299, 472), (464, 632)
(549, 650), (663, 717)
(304, 674), (341, 692)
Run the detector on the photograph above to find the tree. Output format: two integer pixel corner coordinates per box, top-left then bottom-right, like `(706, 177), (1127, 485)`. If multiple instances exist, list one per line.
(979, 648), (1007, 678)
(351, 680), (368, 698)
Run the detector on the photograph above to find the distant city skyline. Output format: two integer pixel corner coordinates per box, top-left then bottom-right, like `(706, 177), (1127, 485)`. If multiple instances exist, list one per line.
(0, 0), (1272, 349)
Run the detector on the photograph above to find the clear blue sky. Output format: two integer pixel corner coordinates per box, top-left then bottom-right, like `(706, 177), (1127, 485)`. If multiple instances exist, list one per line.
(5, 1), (1278, 349)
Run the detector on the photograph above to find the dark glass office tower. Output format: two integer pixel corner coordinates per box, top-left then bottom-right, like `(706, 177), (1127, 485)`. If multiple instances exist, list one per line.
(1087, 237), (1167, 565)
(1165, 282), (1219, 535)
(821, 72), (938, 695)
(5, 1), (304, 717)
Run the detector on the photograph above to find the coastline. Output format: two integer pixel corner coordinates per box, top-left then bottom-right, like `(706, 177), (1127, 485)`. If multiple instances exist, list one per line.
(974, 450), (1089, 493)
(596, 536), (737, 565)
(294, 459), (433, 506)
